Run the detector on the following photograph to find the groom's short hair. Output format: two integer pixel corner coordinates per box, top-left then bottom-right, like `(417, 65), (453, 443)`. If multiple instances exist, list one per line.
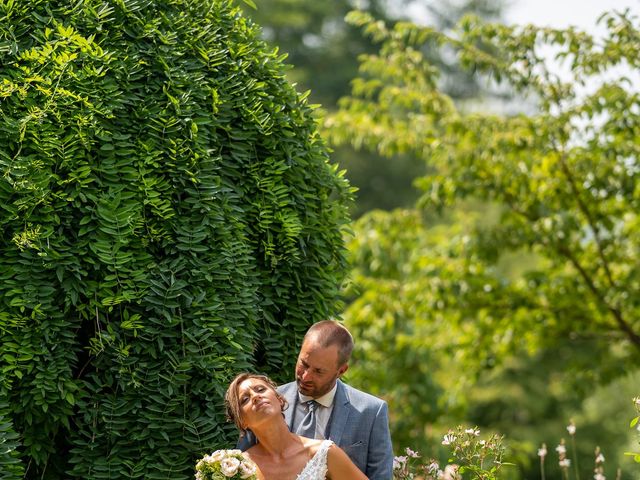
(304, 320), (354, 366)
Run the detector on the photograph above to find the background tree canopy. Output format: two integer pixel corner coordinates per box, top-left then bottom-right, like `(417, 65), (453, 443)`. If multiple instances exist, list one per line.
(243, 0), (509, 217)
(2, 0), (639, 479)
(0, 1), (351, 478)
(327, 8), (640, 479)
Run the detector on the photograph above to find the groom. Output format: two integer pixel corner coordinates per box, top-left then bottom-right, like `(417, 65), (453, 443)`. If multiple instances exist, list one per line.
(239, 320), (393, 480)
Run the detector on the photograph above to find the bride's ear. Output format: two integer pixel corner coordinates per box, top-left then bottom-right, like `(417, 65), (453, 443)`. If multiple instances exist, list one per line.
(277, 393), (288, 411)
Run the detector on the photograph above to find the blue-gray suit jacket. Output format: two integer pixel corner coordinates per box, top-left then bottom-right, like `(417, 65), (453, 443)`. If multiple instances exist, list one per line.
(238, 379), (393, 480)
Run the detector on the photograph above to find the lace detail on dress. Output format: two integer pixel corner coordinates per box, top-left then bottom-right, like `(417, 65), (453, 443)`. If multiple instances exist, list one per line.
(296, 440), (333, 480)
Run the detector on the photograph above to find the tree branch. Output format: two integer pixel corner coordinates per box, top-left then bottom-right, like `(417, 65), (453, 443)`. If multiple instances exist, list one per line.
(556, 148), (617, 290)
(503, 191), (640, 349)
(556, 242), (640, 348)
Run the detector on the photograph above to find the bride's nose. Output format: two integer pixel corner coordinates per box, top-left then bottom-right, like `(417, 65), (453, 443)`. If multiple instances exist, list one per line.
(250, 391), (262, 403)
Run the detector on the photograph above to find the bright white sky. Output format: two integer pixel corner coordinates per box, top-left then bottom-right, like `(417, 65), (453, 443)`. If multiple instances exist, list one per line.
(404, 0), (640, 41)
(406, 0), (639, 34)
(505, 0), (639, 33)
(404, 0), (640, 91)
(506, 0), (640, 92)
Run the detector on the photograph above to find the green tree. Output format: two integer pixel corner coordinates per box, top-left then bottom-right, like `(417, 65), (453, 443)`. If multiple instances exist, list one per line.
(0, 1), (351, 478)
(328, 7), (640, 476)
(242, 0), (395, 107)
(243, 0), (508, 217)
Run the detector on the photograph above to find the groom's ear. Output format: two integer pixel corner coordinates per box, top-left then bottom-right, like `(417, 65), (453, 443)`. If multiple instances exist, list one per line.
(337, 363), (348, 377)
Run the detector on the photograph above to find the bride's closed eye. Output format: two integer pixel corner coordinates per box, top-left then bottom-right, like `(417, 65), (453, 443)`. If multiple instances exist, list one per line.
(240, 386), (266, 405)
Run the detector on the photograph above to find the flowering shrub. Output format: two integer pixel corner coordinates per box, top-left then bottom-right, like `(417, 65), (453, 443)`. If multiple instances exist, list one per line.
(393, 426), (506, 480)
(625, 396), (640, 464)
(393, 447), (446, 480)
(539, 397), (640, 480)
(195, 449), (257, 480)
(394, 397), (640, 480)
(538, 423), (610, 480)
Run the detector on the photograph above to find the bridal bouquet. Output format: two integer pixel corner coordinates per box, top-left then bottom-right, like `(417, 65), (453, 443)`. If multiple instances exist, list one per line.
(195, 449), (258, 480)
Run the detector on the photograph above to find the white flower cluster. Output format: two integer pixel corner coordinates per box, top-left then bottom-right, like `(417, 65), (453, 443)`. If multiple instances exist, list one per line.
(537, 444), (547, 458)
(393, 455), (460, 480)
(195, 449), (257, 480)
(441, 433), (456, 446)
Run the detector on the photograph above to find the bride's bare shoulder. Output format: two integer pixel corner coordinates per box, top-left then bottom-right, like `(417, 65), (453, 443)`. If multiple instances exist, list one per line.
(297, 436), (326, 454)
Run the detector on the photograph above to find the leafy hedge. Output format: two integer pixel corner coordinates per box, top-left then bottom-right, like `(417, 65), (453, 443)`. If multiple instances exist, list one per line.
(0, 1), (352, 478)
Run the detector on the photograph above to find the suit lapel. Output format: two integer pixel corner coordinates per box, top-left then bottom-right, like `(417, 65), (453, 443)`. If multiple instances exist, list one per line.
(280, 383), (297, 430)
(328, 380), (350, 445)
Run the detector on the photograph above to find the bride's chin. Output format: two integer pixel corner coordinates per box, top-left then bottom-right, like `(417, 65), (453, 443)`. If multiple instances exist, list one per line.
(255, 401), (272, 411)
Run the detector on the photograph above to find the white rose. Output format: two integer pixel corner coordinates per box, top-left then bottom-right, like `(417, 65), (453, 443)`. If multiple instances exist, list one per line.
(210, 450), (226, 462)
(221, 457), (241, 477)
(239, 460), (257, 479)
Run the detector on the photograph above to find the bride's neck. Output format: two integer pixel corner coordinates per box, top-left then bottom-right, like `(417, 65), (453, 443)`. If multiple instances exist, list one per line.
(251, 419), (299, 456)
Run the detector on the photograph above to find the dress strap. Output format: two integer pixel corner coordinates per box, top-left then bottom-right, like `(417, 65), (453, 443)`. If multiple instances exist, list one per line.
(296, 440), (334, 480)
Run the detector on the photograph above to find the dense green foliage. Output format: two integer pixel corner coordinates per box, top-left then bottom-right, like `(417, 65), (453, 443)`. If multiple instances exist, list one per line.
(241, 0), (391, 108)
(328, 8), (640, 478)
(0, 1), (351, 478)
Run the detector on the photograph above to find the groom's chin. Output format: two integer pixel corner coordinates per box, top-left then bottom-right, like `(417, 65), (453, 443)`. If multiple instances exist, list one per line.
(296, 382), (314, 396)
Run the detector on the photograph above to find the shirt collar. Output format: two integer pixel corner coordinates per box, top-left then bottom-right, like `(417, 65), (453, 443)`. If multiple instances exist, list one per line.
(299, 383), (337, 408)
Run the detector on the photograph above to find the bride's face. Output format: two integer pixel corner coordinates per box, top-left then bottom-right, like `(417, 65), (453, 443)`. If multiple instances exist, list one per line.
(237, 378), (283, 428)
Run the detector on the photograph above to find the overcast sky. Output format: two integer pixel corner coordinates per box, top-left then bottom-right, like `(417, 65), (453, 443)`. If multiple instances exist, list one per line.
(407, 0), (639, 34)
(402, 0), (639, 92)
(505, 0), (639, 33)
(506, 0), (639, 90)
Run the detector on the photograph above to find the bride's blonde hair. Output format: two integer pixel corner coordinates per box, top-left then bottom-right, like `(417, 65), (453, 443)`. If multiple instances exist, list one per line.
(225, 372), (288, 434)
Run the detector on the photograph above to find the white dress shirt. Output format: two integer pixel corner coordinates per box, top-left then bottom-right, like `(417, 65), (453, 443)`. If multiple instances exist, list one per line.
(296, 383), (337, 439)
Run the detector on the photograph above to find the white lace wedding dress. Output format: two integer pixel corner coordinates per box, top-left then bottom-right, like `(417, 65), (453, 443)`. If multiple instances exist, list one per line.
(296, 439), (333, 480)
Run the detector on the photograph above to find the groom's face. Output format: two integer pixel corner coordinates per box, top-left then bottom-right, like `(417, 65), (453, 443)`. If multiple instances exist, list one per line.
(295, 339), (348, 398)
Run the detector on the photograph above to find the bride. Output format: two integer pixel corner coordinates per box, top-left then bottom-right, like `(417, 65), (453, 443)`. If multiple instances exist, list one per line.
(225, 372), (368, 480)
